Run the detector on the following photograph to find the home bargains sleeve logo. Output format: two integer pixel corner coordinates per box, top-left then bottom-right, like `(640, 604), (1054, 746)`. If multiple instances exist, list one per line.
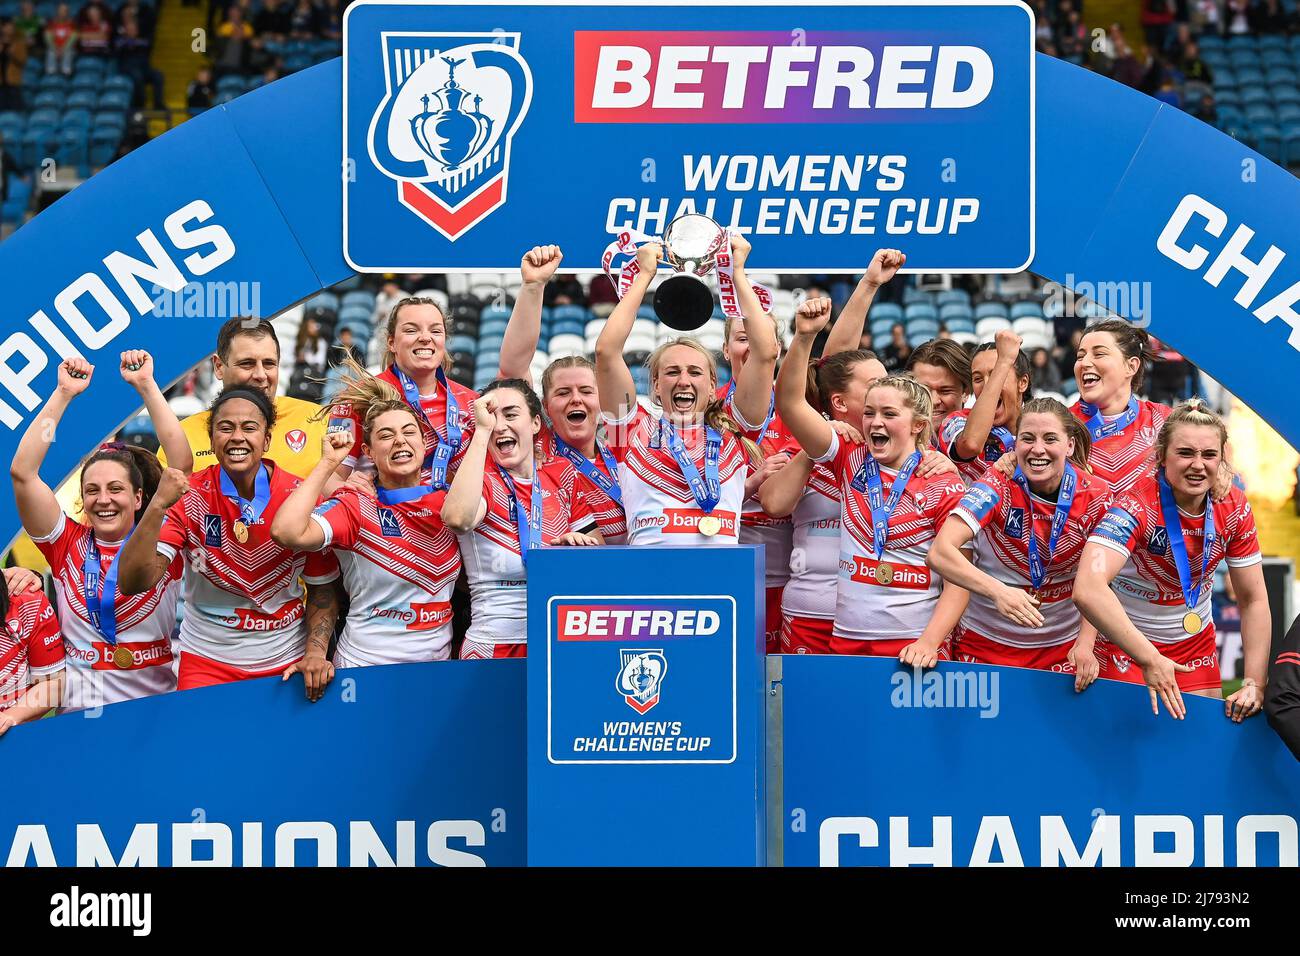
(365, 33), (533, 241)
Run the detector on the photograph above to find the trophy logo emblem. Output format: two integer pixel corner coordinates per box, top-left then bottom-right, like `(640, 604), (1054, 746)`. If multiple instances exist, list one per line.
(367, 33), (533, 241)
(616, 649), (668, 715)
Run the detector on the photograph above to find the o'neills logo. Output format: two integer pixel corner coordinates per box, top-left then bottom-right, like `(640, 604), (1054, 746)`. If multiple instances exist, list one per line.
(80, 640), (173, 671)
(661, 509), (738, 535)
(843, 555), (929, 589)
(222, 602), (304, 632)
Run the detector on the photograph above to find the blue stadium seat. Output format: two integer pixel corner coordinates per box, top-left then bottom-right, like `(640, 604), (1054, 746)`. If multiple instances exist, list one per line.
(64, 89), (99, 111)
(1241, 85), (1272, 106)
(904, 303), (937, 322)
(1282, 123), (1300, 166)
(868, 302), (902, 325)
(1266, 68), (1297, 87)
(92, 111), (127, 132)
(1010, 301), (1043, 320)
(1278, 103), (1300, 124)
(55, 127), (89, 170)
(306, 291), (340, 313)
(1214, 68), (1237, 88)
(938, 302), (973, 322)
(1227, 34), (1258, 50)
(0, 111), (23, 140)
(869, 316), (896, 336)
(216, 76), (245, 95)
(902, 286), (932, 306)
(974, 301), (1009, 320)
(479, 318), (509, 339)
(477, 334), (505, 353)
(20, 126), (56, 168)
(907, 318), (939, 340)
(103, 75), (133, 94)
(97, 90), (131, 111)
(1199, 34), (1225, 51)
(32, 90), (65, 111)
(341, 290), (375, 310)
(1274, 85), (1300, 104)
(1215, 90), (1242, 110)
(1262, 50), (1292, 69)
(1260, 34), (1288, 51)
(944, 317), (976, 335)
(550, 304), (588, 324)
(480, 304), (512, 326)
(1255, 125), (1284, 164)
(936, 289), (970, 308)
(1246, 103), (1277, 125)
(871, 332), (892, 351)
(448, 334), (477, 355)
(36, 74), (67, 93)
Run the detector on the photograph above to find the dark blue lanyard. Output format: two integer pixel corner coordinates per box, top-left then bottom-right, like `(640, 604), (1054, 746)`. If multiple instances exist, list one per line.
(1158, 468), (1216, 611)
(498, 467), (544, 564)
(1079, 396), (1139, 442)
(851, 450), (922, 558)
(1012, 462), (1077, 589)
(553, 435), (622, 505)
(218, 464), (271, 525)
(986, 425), (1015, 461)
(725, 380), (776, 439)
(392, 364), (463, 490)
(376, 484), (436, 505)
(83, 530), (132, 644)
(660, 420), (721, 513)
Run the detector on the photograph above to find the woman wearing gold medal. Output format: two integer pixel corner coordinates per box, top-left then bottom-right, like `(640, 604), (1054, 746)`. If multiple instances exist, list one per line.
(1075, 400), (1271, 722)
(594, 235), (777, 547)
(11, 352), (190, 712)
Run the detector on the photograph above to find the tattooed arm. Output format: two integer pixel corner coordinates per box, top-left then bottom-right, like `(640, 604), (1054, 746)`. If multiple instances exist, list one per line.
(283, 580), (340, 702)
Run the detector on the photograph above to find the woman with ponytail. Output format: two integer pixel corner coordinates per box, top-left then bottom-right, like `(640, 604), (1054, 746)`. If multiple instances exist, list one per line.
(10, 352), (189, 710)
(272, 358), (463, 673)
(928, 398), (1113, 688)
(935, 329), (1031, 486)
(595, 235), (777, 546)
(1076, 399), (1269, 720)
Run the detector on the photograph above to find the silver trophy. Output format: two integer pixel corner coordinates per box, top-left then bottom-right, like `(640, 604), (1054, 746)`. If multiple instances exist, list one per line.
(653, 214), (728, 331)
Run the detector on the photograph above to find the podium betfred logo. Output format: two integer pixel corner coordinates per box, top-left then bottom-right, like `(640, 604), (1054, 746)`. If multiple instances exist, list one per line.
(617, 649), (668, 715)
(365, 33), (533, 241)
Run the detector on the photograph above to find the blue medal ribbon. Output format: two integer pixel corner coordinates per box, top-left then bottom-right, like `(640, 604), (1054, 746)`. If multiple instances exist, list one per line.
(218, 464), (272, 527)
(376, 484), (437, 506)
(851, 450), (922, 559)
(1079, 396), (1139, 442)
(392, 364), (463, 490)
(1157, 468), (1216, 613)
(83, 530), (132, 644)
(659, 420), (722, 513)
(724, 380), (776, 440)
(1011, 462), (1078, 590)
(985, 425), (1015, 462)
(498, 467), (544, 564)
(553, 434), (622, 505)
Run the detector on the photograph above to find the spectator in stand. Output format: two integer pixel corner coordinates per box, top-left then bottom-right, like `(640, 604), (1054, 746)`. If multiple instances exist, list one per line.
(543, 274), (587, 307)
(1030, 347), (1063, 394)
(45, 4), (77, 76)
(1181, 40), (1213, 87)
(187, 65), (214, 111)
(77, 2), (113, 59)
(260, 64), (281, 86)
(116, 19), (162, 109)
(372, 280), (408, 324)
(214, 4), (254, 75)
(331, 328), (366, 369)
(1226, 0), (1252, 35)
(289, 0), (319, 40)
(1058, 7), (1087, 63)
(0, 22), (27, 113)
(1140, 0), (1176, 53)
(1193, 0), (1223, 36)
(295, 317), (328, 376)
(117, 0), (152, 38)
(1252, 0), (1292, 33)
(15, 2), (44, 49)
(880, 322), (912, 372)
(1058, 328), (1083, 385)
(255, 0), (293, 41)
(1035, 0), (1055, 48)
(319, 0), (343, 41)
(1196, 91), (1218, 124)
(0, 134), (19, 204)
(1110, 30), (1145, 89)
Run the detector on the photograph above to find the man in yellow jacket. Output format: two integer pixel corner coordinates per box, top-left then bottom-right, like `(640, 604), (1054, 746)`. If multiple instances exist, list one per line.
(159, 317), (328, 478)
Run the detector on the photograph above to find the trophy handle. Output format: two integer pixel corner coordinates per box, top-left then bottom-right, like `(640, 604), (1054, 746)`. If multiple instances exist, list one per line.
(371, 80), (432, 180)
(466, 46), (531, 146)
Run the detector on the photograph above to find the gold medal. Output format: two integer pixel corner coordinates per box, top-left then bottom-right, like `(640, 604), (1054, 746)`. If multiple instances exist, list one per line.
(876, 562), (894, 586)
(233, 520), (249, 543)
(698, 515), (722, 537)
(112, 646), (133, 669)
(1182, 610), (1203, 635)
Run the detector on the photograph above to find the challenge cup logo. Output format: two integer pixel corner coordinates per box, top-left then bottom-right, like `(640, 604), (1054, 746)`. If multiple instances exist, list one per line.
(617, 649), (668, 715)
(367, 34), (533, 241)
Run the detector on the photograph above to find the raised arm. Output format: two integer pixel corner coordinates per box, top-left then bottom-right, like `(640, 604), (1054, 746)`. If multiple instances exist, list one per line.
(10, 358), (93, 538)
(271, 432), (353, 550)
(727, 234), (780, 429)
(776, 298), (836, 460)
(822, 248), (906, 357)
(595, 243), (658, 417)
(1073, 540), (1191, 719)
(119, 350), (192, 477)
(757, 450), (813, 518)
(117, 467), (188, 596)
(497, 244), (562, 384)
(440, 396), (493, 533)
(955, 329), (1021, 461)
